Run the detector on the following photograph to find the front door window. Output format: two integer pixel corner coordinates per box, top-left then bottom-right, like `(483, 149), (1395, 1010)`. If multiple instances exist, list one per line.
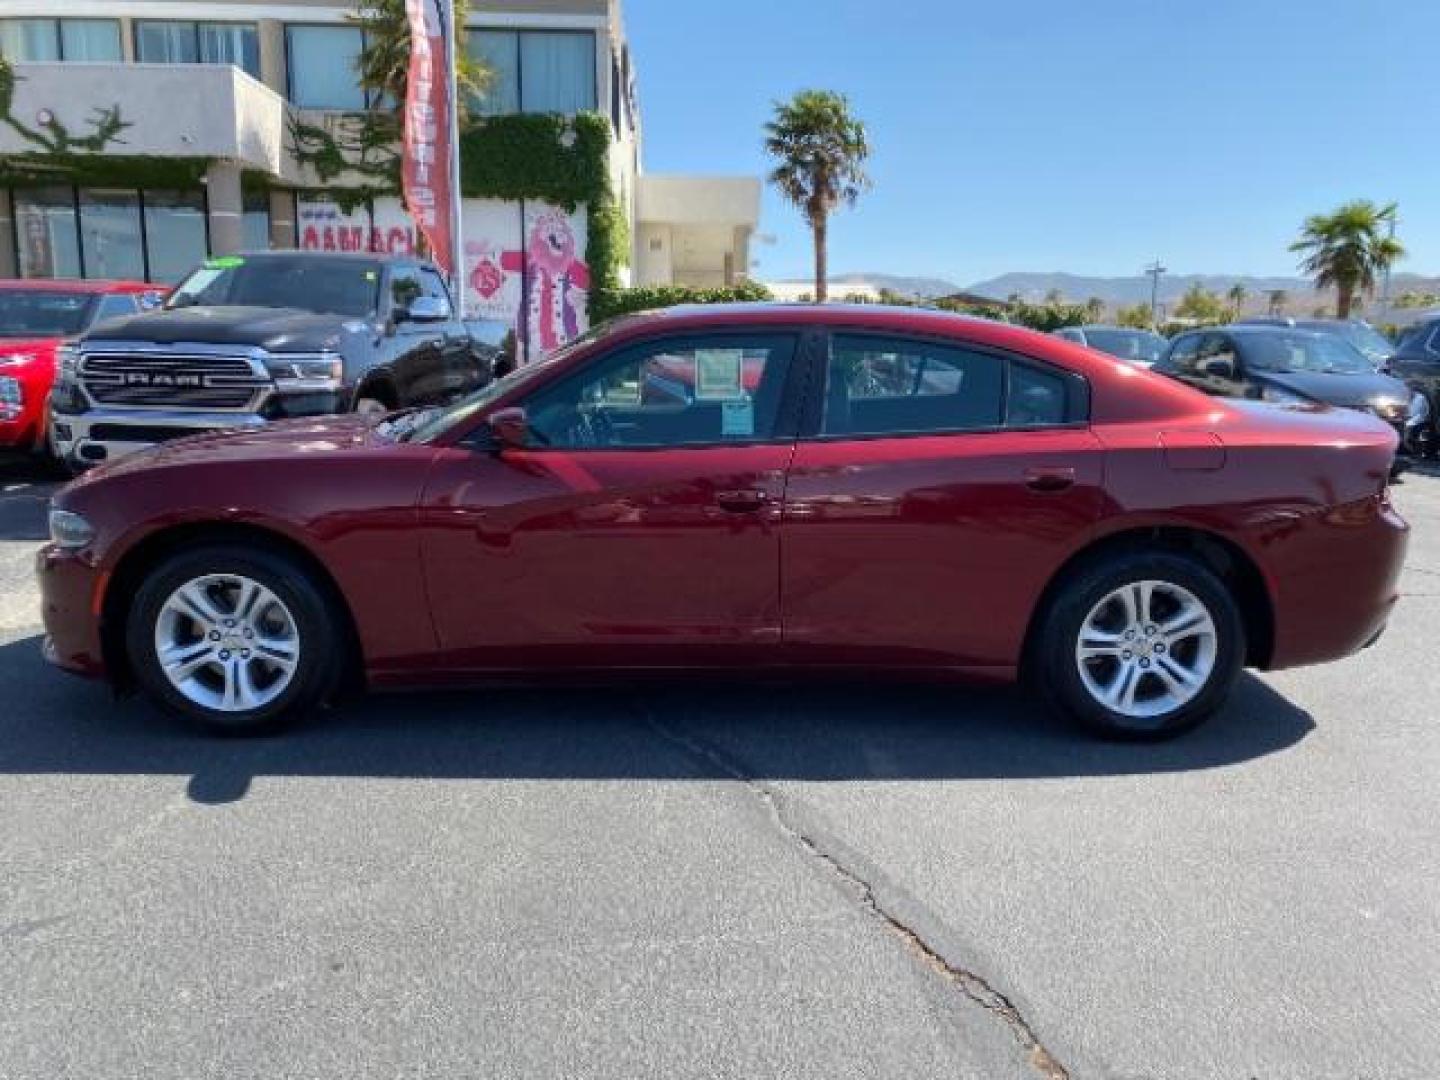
(524, 334), (799, 449)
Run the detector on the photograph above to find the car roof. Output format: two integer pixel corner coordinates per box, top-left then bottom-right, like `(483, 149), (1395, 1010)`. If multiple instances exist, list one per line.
(0, 278), (156, 293)
(1180, 324), (1328, 338)
(1074, 325), (1160, 333)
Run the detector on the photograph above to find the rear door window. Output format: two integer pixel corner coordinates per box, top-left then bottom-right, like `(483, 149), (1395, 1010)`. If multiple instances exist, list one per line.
(823, 335), (1004, 436)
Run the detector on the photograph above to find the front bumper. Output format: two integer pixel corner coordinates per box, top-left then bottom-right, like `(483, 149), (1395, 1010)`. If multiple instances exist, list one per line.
(48, 404), (272, 468)
(36, 544), (108, 679)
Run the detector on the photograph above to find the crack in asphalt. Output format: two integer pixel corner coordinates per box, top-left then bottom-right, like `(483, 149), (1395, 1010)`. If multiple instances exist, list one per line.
(642, 709), (1069, 1080)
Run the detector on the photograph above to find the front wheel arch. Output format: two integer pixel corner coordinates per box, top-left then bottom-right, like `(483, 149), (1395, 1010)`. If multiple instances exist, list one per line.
(352, 372), (399, 412)
(1022, 525), (1275, 677)
(101, 522), (365, 696)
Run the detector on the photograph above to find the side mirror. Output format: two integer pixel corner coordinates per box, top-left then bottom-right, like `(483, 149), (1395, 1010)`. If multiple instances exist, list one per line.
(1202, 357), (1236, 380)
(485, 406), (529, 451)
(398, 295), (451, 323)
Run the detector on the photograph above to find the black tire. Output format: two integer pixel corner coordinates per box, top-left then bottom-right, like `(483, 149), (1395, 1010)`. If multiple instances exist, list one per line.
(1032, 550), (1245, 740)
(126, 545), (344, 735)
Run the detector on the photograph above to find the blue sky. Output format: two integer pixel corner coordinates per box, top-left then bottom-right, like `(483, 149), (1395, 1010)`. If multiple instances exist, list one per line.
(624, 0), (1440, 286)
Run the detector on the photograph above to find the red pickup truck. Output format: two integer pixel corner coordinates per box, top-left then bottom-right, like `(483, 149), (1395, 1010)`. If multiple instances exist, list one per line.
(0, 279), (164, 463)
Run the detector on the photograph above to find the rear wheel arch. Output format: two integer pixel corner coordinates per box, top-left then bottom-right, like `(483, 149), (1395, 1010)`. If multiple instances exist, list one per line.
(1023, 525), (1275, 673)
(101, 522), (365, 694)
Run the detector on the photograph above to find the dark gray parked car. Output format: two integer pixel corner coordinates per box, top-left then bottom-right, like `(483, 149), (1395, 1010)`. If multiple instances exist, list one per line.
(1387, 316), (1440, 457)
(1052, 325), (1168, 367)
(1155, 325), (1420, 469)
(50, 251), (491, 471)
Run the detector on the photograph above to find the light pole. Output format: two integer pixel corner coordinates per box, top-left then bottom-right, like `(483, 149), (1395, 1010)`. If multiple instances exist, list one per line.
(1379, 208), (1398, 317)
(1144, 260), (1166, 329)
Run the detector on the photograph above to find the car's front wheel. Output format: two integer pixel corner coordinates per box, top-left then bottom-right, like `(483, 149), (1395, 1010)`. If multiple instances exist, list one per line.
(1034, 551), (1245, 739)
(126, 546), (343, 734)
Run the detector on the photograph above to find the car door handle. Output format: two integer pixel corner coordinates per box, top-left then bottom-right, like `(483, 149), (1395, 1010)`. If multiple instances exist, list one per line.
(716, 489), (770, 513)
(1024, 467), (1077, 493)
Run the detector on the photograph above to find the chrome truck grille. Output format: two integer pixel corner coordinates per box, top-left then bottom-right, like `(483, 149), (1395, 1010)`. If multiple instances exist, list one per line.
(79, 349), (272, 411)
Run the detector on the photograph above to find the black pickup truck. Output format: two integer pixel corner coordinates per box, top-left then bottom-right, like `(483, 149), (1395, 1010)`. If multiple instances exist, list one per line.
(49, 251), (492, 470)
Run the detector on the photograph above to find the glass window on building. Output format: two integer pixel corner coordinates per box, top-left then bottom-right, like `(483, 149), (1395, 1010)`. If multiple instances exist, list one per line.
(135, 21), (199, 64)
(0, 18), (121, 61)
(78, 190), (145, 282)
(135, 21), (259, 77)
(143, 191), (208, 284)
(520, 32), (596, 114)
(0, 19), (60, 60)
(13, 188), (81, 278)
(286, 25), (367, 110)
(61, 20), (122, 61)
(198, 23), (260, 76)
(467, 30), (519, 116)
(242, 191), (272, 251)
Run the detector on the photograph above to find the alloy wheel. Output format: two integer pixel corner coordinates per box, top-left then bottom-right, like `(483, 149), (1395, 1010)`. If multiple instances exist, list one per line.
(153, 574), (302, 713)
(1074, 579), (1218, 721)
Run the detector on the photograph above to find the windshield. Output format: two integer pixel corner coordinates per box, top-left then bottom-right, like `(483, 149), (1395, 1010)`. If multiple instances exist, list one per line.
(406, 321), (636, 443)
(0, 290), (94, 337)
(1081, 329), (1167, 363)
(1335, 323), (1394, 362)
(1242, 331), (1374, 375)
(168, 256), (382, 318)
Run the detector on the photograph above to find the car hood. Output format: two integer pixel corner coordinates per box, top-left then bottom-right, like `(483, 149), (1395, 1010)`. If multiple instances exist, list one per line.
(0, 336), (61, 359)
(1257, 369), (1410, 409)
(81, 306), (357, 352)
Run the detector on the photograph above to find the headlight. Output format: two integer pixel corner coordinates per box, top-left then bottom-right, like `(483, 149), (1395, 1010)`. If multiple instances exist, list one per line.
(0, 375), (21, 419)
(1260, 385), (1310, 405)
(0, 352), (36, 367)
(1369, 395), (1408, 421)
(48, 509), (95, 550)
(264, 352), (343, 393)
(56, 344), (79, 380)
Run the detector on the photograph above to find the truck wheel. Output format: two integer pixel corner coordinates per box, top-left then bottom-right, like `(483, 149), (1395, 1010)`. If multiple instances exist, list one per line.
(126, 545), (344, 735)
(354, 397), (391, 417)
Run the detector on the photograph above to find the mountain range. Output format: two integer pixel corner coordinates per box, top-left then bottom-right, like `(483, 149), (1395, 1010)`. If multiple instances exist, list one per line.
(807, 271), (1440, 311)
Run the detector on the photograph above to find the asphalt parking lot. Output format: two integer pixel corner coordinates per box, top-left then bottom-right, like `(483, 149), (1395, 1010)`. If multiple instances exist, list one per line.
(1, 461), (1437, 1080)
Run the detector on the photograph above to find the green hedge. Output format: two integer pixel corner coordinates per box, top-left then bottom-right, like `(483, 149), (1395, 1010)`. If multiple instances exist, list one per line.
(592, 281), (774, 323)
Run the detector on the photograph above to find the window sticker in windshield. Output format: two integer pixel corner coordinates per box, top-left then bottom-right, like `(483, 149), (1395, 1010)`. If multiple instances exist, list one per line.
(205, 256), (245, 270)
(721, 399), (755, 437)
(364, 271), (378, 281)
(695, 349), (745, 400)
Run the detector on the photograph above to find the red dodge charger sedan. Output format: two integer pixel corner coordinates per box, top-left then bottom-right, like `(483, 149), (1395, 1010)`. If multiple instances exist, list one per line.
(38, 305), (1408, 738)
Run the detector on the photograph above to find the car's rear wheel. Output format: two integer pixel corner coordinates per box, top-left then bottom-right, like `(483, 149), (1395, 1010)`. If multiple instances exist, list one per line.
(1034, 551), (1245, 739)
(126, 546), (342, 735)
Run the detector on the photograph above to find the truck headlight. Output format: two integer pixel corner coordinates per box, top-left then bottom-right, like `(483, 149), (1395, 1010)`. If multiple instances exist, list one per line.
(264, 352), (343, 393)
(1369, 395), (1408, 422)
(48, 509), (95, 550)
(56, 344), (79, 381)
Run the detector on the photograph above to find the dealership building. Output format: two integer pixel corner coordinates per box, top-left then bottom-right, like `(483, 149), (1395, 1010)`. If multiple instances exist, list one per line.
(0, 0), (760, 342)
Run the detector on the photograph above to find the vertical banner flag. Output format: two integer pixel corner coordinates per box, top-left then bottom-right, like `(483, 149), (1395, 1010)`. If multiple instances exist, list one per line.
(403, 0), (457, 279)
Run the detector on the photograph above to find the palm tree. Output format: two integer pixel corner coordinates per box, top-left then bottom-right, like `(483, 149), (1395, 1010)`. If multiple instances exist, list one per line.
(1084, 297), (1105, 322)
(1290, 200), (1405, 319)
(1266, 289), (1288, 317)
(350, 0), (489, 129)
(1226, 283), (1248, 319)
(764, 90), (871, 303)
(1043, 287), (1064, 306)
